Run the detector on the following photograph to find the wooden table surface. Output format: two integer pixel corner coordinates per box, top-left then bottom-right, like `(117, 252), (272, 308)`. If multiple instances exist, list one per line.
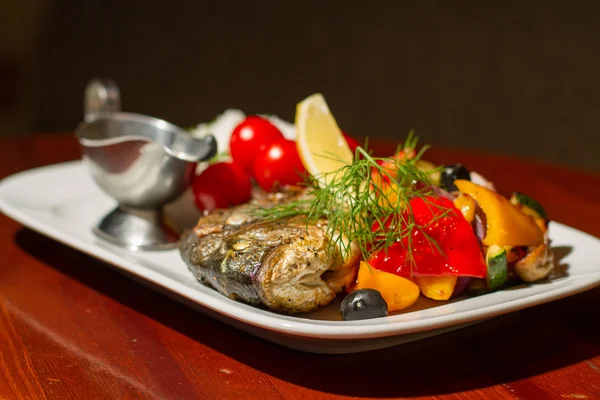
(0, 134), (599, 400)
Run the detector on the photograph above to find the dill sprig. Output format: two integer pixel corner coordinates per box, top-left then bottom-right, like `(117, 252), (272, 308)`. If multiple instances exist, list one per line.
(255, 133), (449, 265)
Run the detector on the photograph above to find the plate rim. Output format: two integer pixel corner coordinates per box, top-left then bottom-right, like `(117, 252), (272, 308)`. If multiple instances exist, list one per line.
(1, 161), (599, 340)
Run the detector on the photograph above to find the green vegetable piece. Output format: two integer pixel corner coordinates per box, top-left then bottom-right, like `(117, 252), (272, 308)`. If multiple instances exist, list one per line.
(511, 192), (547, 219)
(486, 245), (509, 291)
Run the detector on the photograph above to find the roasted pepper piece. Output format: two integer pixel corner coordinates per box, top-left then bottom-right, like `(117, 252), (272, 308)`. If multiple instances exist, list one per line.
(454, 180), (544, 247)
(414, 276), (457, 300)
(454, 193), (476, 223)
(368, 196), (487, 278)
(355, 262), (420, 312)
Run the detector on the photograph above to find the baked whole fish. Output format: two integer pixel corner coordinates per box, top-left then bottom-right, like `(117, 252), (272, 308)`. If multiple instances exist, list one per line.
(179, 193), (359, 313)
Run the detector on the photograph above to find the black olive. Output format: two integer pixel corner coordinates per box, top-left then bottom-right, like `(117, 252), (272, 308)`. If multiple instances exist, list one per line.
(340, 289), (388, 321)
(441, 163), (470, 191)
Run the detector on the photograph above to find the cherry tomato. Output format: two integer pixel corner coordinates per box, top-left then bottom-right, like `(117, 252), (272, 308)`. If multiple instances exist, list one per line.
(253, 139), (306, 191)
(192, 162), (251, 211)
(229, 116), (285, 173)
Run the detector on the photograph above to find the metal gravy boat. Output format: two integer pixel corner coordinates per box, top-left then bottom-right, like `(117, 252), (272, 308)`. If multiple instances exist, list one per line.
(75, 79), (216, 250)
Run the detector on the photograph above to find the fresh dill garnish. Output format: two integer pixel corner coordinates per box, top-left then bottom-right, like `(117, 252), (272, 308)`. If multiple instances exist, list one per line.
(254, 132), (449, 266)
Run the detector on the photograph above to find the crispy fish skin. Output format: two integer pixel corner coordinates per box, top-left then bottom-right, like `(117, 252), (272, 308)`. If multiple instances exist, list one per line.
(179, 211), (358, 314)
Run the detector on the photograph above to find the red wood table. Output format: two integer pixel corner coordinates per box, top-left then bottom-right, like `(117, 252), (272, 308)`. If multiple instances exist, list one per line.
(1, 134), (599, 399)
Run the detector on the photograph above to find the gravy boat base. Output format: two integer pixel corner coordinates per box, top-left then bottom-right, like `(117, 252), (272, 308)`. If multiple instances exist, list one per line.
(94, 206), (179, 251)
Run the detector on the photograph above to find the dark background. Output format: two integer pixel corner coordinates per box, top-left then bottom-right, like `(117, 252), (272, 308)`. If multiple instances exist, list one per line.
(1, 1), (599, 171)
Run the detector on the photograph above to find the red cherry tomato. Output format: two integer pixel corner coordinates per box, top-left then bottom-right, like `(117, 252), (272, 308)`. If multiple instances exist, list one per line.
(253, 139), (306, 191)
(342, 132), (361, 155)
(229, 116), (285, 173)
(192, 162), (251, 211)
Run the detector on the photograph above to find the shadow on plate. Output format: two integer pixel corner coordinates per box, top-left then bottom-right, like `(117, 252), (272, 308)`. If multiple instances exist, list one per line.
(15, 228), (598, 398)
(551, 245), (573, 279)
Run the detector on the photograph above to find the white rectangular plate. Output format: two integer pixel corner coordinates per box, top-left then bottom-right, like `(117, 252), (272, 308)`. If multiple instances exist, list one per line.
(1, 161), (599, 354)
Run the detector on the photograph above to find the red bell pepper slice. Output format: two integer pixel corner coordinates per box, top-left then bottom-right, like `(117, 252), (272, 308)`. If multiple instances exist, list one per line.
(368, 196), (487, 278)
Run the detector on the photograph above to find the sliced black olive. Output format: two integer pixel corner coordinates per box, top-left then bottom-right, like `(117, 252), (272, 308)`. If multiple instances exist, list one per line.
(340, 289), (388, 321)
(441, 163), (470, 191)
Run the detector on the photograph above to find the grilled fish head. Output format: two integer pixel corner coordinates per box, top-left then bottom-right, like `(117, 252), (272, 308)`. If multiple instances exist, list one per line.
(254, 218), (358, 313)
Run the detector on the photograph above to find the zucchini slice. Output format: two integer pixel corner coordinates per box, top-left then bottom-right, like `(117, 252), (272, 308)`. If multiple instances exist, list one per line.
(486, 244), (509, 291)
(511, 192), (547, 219)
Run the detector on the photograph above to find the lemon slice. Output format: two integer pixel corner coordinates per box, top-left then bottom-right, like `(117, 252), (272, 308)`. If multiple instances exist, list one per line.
(295, 93), (353, 186)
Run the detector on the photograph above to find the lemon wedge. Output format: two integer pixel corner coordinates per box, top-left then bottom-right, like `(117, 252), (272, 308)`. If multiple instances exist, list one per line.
(295, 93), (353, 186)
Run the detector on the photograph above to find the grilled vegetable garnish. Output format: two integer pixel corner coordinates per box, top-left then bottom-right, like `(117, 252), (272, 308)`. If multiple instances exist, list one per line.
(454, 194), (477, 223)
(514, 243), (555, 282)
(510, 192), (548, 232)
(415, 276), (458, 301)
(454, 180), (545, 246)
(485, 245), (509, 291)
(355, 262), (420, 311)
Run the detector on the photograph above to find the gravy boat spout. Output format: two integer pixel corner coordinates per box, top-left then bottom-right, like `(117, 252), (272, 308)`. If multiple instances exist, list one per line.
(77, 112), (217, 163)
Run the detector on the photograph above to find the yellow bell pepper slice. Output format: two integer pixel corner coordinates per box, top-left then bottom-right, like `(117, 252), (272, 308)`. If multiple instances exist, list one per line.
(454, 180), (544, 246)
(414, 276), (457, 300)
(453, 194), (476, 223)
(509, 195), (548, 233)
(355, 262), (420, 312)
